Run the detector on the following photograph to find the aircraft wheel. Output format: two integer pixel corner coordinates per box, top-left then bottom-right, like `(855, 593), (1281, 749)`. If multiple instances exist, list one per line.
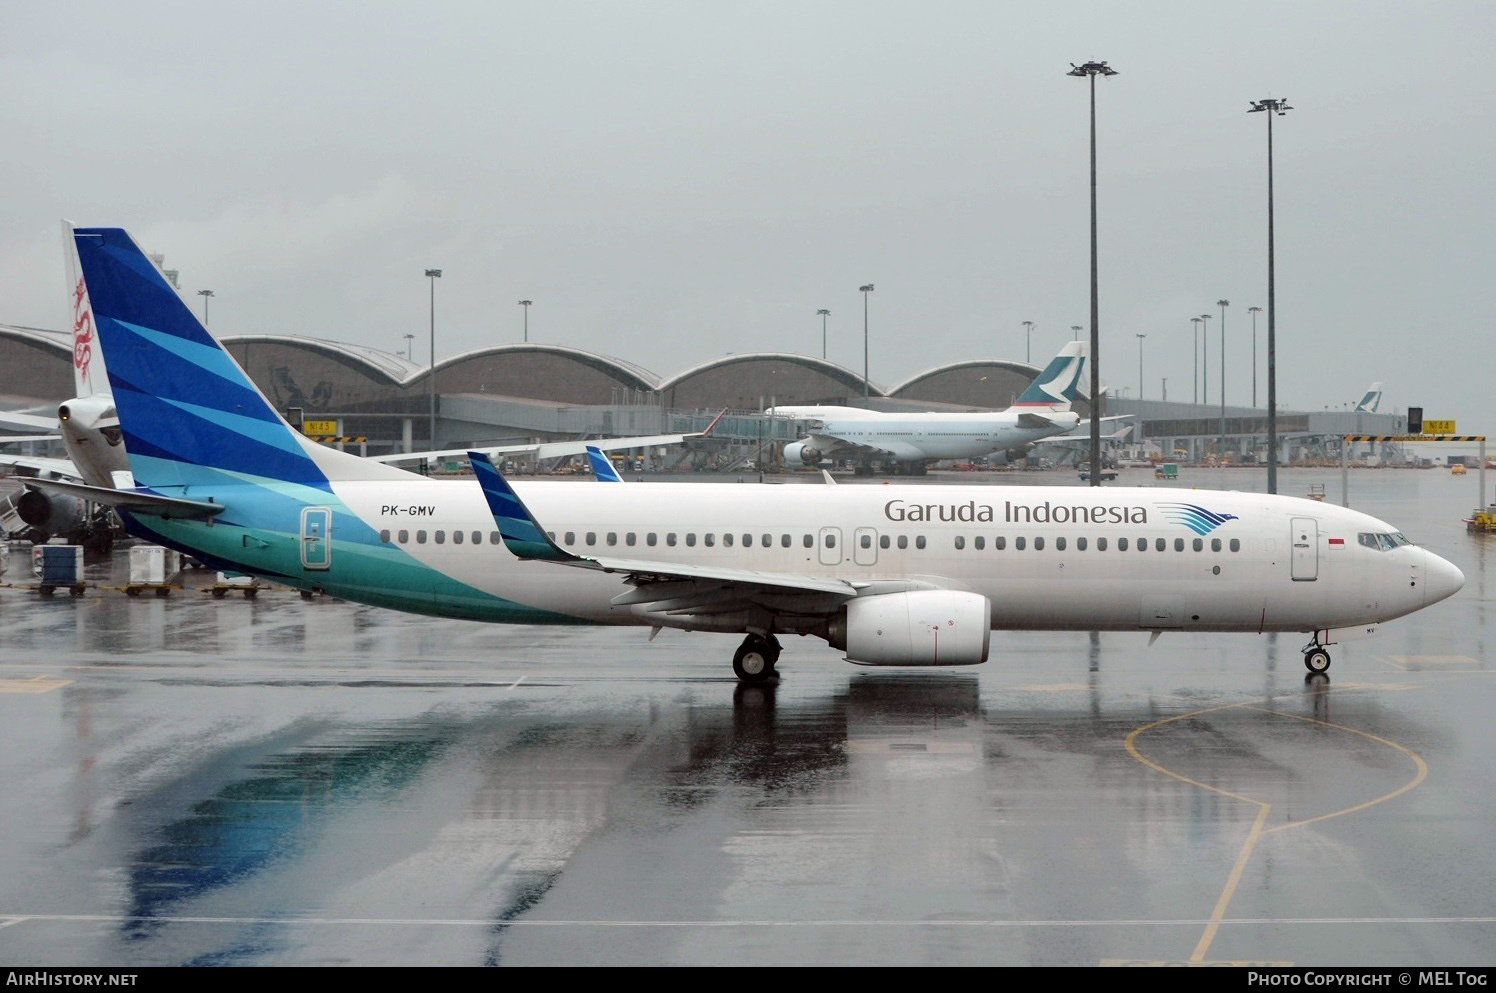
(1304, 648), (1331, 673)
(733, 637), (776, 682)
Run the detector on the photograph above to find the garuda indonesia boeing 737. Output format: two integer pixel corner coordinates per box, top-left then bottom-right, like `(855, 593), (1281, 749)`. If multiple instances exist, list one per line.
(37, 226), (1463, 683)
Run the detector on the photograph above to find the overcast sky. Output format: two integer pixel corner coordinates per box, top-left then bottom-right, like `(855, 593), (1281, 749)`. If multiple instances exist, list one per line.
(3, 1), (1494, 428)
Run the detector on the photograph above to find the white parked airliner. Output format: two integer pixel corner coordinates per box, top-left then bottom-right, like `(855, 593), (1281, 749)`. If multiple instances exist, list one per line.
(33, 226), (1464, 683)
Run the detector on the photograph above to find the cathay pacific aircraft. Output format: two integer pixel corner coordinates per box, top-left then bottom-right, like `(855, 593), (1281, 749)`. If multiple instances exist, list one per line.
(767, 342), (1086, 475)
(37, 226), (1463, 683)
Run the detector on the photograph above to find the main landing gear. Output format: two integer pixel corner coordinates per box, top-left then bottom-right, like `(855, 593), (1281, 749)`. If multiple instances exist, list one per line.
(732, 633), (781, 682)
(1301, 639), (1332, 673)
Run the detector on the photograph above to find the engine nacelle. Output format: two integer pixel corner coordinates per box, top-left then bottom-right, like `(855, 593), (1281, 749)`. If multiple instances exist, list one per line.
(15, 489), (88, 537)
(831, 590), (991, 666)
(58, 394), (127, 486)
(783, 441), (823, 467)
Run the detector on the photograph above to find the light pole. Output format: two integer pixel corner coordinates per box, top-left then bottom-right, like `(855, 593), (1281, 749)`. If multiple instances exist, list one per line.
(1247, 305), (1262, 408)
(518, 299), (531, 342)
(425, 268), (442, 447)
(1022, 320), (1035, 364)
(1135, 332), (1146, 402)
(1071, 324), (1082, 341)
(1191, 317), (1201, 403)
(1250, 97), (1292, 493)
(859, 284), (874, 398)
(197, 289), (214, 327)
(403, 333), (415, 360)
(1199, 313), (1211, 406)
(1068, 59), (1118, 487)
(1217, 299), (1229, 459)
(817, 309), (830, 360)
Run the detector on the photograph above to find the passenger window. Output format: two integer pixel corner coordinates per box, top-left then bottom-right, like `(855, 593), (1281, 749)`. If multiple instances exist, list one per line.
(824, 534), (835, 548)
(954, 536), (966, 550)
(1056, 537), (1066, 551)
(454, 530), (464, 545)
(1230, 538), (1240, 552)
(995, 536), (1006, 550)
(1097, 537), (1107, 551)
(862, 534), (873, 549)
(880, 535), (890, 549)
(399, 529), (410, 543)
(762, 534), (771, 547)
(1118, 537), (1129, 551)
(974, 536), (985, 550)
(745, 534), (754, 547)
(1193, 538), (1203, 552)
(898, 535), (909, 549)
(490, 532), (501, 544)
(667, 533), (677, 547)
(1174, 538), (1184, 551)
(803, 534), (813, 548)
(380, 529), (391, 543)
(705, 534), (716, 547)
(1136, 537), (1145, 552)
(782, 535), (792, 548)
(915, 536), (926, 550)
(434, 531), (445, 544)
(417, 530), (427, 543)
(1016, 536), (1026, 550)
(1034, 536), (1045, 550)
(626, 533), (637, 546)
(1077, 536), (1087, 551)
(686, 533), (697, 547)
(1211, 538), (1222, 552)
(472, 532), (482, 545)
(647, 533), (657, 546)
(606, 532), (617, 546)
(586, 532), (597, 546)
(1155, 538), (1166, 552)
(724, 533), (734, 547)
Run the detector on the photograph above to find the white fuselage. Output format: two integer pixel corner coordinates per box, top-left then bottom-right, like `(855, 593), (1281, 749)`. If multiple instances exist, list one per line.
(323, 480), (1455, 635)
(770, 408), (1081, 463)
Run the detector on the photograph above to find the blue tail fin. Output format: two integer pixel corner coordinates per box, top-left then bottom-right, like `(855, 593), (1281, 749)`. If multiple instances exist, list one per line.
(1009, 341), (1087, 410)
(72, 227), (405, 491)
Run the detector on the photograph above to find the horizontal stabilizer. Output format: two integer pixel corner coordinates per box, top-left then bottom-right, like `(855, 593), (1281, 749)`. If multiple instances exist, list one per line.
(23, 477), (224, 518)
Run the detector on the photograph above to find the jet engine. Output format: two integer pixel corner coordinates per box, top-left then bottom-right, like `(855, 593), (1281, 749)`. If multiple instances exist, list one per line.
(830, 590), (991, 666)
(57, 394), (127, 486)
(783, 441), (823, 467)
(15, 488), (89, 540)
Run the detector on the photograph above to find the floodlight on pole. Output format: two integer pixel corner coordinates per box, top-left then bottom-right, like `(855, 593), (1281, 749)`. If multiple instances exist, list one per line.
(197, 289), (214, 327)
(1135, 333), (1146, 402)
(817, 309), (830, 360)
(1022, 321), (1034, 364)
(1250, 97), (1292, 493)
(1191, 317), (1202, 404)
(1067, 59), (1117, 487)
(1217, 299), (1229, 458)
(403, 333), (415, 360)
(1071, 324), (1082, 341)
(859, 285), (874, 398)
(1199, 313), (1211, 406)
(518, 299), (531, 342)
(1247, 306), (1262, 408)
(425, 269), (442, 448)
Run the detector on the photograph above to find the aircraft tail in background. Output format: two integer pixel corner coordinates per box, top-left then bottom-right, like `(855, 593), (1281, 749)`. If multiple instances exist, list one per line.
(1355, 383), (1384, 413)
(1007, 342), (1087, 412)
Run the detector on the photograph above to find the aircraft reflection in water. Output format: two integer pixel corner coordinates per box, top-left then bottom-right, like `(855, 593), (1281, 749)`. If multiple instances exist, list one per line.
(44, 226), (1463, 686)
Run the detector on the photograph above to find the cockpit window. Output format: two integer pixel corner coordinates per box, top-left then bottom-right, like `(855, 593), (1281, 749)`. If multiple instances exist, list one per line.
(1359, 531), (1414, 551)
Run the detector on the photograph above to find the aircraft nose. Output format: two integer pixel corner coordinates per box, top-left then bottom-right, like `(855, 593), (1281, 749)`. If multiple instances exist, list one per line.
(1424, 550), (1465, 605)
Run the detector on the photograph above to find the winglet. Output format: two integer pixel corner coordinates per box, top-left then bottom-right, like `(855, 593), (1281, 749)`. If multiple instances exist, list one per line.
(586, 445), (625, 482)
(469, 451), (577, 562)
(702, 407), (728, 437)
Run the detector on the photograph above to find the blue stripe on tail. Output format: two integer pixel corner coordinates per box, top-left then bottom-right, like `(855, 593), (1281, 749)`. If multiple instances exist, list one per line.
(72, 228), (330, 492)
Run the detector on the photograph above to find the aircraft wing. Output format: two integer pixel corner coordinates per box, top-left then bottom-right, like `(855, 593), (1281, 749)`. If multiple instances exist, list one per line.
(468, 452), (935, 621)
(0, 410), (60, 433)
(0, 455), (85, 482)
(802, 433), (926, 462)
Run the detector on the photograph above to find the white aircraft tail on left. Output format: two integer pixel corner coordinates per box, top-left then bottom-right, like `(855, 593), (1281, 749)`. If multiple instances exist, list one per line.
(53, 225), (1464, 683)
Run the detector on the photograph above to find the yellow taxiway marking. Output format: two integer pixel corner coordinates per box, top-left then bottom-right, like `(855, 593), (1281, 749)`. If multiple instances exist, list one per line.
(0, 675), (73, 694)
(1124, 698), (1427, 966)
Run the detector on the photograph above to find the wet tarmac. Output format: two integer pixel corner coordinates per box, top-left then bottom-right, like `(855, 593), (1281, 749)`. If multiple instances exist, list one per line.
(1, 467), (1493, 966)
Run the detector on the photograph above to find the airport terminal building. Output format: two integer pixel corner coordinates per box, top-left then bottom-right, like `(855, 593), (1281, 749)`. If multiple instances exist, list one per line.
(0, 322), (1405, 467)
